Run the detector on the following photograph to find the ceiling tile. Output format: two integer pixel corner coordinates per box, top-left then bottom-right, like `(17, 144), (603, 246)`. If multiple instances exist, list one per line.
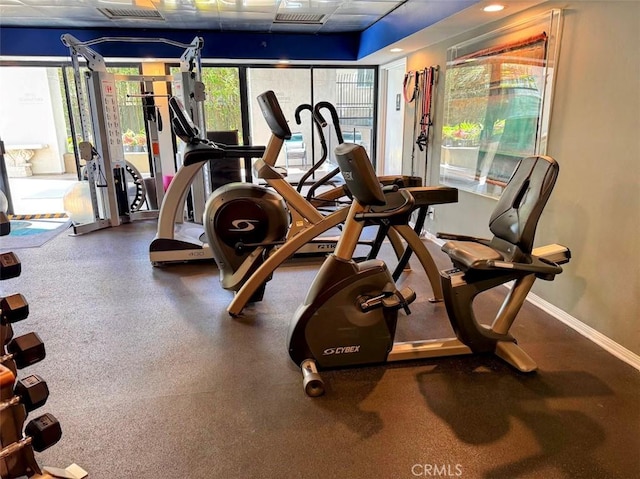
(0, 0), (474, 41)
(335, 1), (398, 15)
(270, 22), (323, 33)
(216, 0), (278, 12)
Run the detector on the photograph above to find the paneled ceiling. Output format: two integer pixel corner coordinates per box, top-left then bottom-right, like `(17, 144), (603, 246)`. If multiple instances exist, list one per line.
(0, 0), (418, 33)
(0, 1), (548, 63)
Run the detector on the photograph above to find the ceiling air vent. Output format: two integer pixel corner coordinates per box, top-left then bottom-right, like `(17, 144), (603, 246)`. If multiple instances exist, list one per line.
(98, 8), (164, 21)
(274, 13), (326, 24)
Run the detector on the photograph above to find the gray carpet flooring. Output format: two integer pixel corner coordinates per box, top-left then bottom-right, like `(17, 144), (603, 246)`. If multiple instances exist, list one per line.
(1, 220), (638, 479)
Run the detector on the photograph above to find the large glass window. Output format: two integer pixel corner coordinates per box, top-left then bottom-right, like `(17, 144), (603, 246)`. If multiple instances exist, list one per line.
(202, 67), (242, 138)
(170, 66), (243, 142)
(0, 61), (377, 215)
(313, 68), (375, 160)
(246, 66), (376, 186)
(440, 10), (562, 198)
(247, 68), (312, 177)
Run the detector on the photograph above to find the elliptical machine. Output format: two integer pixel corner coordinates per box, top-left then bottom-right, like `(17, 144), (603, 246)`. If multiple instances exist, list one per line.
(160, 96), (289, 302)
(288, 143), (571, 397)
(203, 182), (289, 300)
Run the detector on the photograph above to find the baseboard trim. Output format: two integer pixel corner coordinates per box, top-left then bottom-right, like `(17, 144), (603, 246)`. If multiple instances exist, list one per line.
(525, 292), (640, 371)
(425, 233), (640, 371)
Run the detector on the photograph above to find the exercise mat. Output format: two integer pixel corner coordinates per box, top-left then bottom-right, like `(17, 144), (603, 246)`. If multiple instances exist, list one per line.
(0, 216), (72, 250)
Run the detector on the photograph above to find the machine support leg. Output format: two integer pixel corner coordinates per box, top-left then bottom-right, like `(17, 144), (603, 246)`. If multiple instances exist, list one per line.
(492, 274), (536, 335)
(393, 224), (443, 302)
(301, 360), (324, 397)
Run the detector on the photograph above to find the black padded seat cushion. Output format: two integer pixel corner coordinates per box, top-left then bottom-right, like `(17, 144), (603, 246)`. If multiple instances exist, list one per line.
(442, 240), (504, 270)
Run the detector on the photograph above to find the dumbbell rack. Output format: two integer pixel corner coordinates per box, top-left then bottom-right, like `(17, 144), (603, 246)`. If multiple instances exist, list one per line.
(1, 227), (65, 478)
(1, 364), (48, 478)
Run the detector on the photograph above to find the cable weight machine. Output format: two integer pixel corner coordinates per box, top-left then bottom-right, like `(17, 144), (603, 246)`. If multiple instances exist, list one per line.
(61, 34), (207, 235)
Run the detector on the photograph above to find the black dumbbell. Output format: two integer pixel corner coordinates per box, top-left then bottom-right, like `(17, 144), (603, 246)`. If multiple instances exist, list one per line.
(1, 293), (29, 324)
(0, 251), (21, 280)
(0, 374), (49, 413)
(1, 332), (46, 370)
(0, 211), (9, 236)
(0, 413), (62, 459)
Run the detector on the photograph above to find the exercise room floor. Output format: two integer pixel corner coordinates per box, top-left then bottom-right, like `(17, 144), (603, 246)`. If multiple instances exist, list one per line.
(2, 220), (638, 479)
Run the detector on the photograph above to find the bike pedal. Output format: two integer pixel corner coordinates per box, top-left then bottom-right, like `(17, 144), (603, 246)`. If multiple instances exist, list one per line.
(382, 287), (416, 314)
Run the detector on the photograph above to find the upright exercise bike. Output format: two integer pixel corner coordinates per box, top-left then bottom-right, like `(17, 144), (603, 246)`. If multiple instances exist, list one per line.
(288, 143), (571, 396)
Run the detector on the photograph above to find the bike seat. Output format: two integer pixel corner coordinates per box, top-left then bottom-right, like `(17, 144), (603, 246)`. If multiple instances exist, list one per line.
(440, 155), (559, 273)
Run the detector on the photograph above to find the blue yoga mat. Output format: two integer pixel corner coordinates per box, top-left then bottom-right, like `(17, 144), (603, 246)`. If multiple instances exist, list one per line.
(0, 218), (71, 249)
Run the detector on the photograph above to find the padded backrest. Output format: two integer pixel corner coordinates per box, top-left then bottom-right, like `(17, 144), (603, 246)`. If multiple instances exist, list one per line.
(334, 143), (386, 206)
(168, 97), (199, 143)
(256, 90), (292, 140)
(489, 155), (559, 254)
(207, 130), (239, 146)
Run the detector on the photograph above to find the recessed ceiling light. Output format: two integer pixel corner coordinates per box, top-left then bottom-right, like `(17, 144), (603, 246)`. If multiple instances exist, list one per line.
(278, 60), (290, 64)
(483, 4), (505, 12)
(390, 48), (403, 53)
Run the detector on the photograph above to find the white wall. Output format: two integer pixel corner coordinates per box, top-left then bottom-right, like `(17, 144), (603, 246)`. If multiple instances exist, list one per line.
(0, 66), (66, 174)
(380, 59), (406, 175)
(403, 1), (640, 355)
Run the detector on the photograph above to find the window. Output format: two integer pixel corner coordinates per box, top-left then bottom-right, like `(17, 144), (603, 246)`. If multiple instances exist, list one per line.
(314, 68), (376, 168)
(170, 66), (242, 141)
(440, 10), (562, 197)
(246, 67), (376, 179)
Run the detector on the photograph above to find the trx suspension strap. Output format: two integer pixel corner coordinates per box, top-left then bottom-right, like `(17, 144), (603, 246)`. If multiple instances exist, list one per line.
(403, 70), (419, 103)
(404, 70), (421, 176)
(416, 66), (436, 152)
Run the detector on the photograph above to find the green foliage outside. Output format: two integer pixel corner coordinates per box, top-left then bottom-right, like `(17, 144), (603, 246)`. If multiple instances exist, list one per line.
(171, 66), (242, 140)
(442, 65), (489, 147)
(61, 65), (243, 154)
(200, 67), (242, 135)
(442, 122), (483, 146)
(442, 62), (541, 152)
(108, 66), (244, 148)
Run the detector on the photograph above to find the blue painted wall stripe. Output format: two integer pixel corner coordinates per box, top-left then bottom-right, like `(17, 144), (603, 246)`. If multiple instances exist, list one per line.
(0, 27), (360, 61)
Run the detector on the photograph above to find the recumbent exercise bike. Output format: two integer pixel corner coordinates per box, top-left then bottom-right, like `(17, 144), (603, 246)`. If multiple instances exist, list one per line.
(288, 142), (571, 397)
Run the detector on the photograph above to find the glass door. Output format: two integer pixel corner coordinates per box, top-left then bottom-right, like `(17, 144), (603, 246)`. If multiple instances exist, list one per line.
(246, 67), (312, 185)
(245, 66), (376, 188)
(0, 65), (78, 215)
(312, 67), (376, 168)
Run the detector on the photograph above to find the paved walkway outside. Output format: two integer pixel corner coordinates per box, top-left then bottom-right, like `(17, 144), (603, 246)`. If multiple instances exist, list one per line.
(6, 174), (77, 215)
